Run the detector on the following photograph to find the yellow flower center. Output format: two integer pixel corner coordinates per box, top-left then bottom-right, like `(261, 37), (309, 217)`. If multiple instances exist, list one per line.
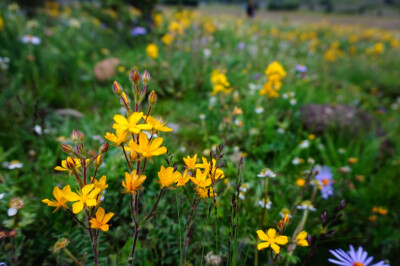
(353, 262), (364, 266)
(322, 178), (329, 186)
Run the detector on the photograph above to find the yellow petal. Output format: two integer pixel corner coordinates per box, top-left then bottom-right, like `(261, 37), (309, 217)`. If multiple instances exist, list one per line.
(256, 230), (269, 241)
(103, 212), (114, 223)
(113, 114), (128, 126)
(54, 166), (67, 171)
(267, 228), (277, 239)
(86, 199), (97, 207)
(96, 207), (105, 221)
(151, 146), (167, 156)
(82, 184), (94, 195)
(72, 201), (84, 214)
(271, 243), (280, 254)
(100, 224), (109, 232)
(275, 235), (288, 245)
(257, 242), (270, 250)
(64, 191), (80, 202)
(150, 137), (163, 150)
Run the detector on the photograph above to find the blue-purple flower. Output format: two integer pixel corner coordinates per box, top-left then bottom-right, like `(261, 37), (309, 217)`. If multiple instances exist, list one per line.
(130, 26), (147, 37)
(295, 64), (307, 73)
(328, 245), (389, 266)
(314, 166), (333, 199)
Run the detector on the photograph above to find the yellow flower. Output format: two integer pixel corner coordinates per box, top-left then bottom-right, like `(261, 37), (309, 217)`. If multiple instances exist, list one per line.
(161, 33), (173, 46)
(129, 132), (167, 162)
(54, 157), (81, 175)
(265, 61), (286, 78)
(168, 21), (183, 35)
(210, 69), (233, 95)
(0, 13), (4, 30)
(296, 231), (309, 247)
(122, 170), (146, 194)
(42, 185), (72, 212)
(112, 112), (152, 135)
(190, 169), (212, 188)
(176, 170), (190, 187)
(256, 228), (288, 254)
(105, 129), (128, 146)
(64, 184), (101, 214)
(145, 116), (173, 132)
(153, 13), (162, 28)
(183, 154), (197, 170)
(89, 207), (114, 232)
(91, 175), (108, 191)
(195, 157), (225, 180)
(156, 165), (180, 189)
(196, 186), (217, 198)
(296, 178), (306, 187)
(146, 43), (158, 59)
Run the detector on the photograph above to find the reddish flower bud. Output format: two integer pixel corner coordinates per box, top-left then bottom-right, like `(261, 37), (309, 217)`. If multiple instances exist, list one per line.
(142, 70), (150, 86)
(277, 220), (283, 230)
(112, 81), (123, 96)
(75, 130), (84, 142)
(71, 130), (78, 143)
(283, 214), (290, 224)
(129, 69), (140, 86)
(61, 144), (74, 154)
(148, 90), (157, 107)
(100, 143), (109, 153)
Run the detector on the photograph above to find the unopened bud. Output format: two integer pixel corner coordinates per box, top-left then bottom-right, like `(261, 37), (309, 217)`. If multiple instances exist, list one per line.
(71, 130), (78, 143)
(129, 69), (140, 86)
(99, 143), (109, 153)
(95, 155), (103, 168)
(129, 151), (137, 162)
(66, 157), (76, 169)
(283, 214), (290, 224)
(121, 92), (130, 106)
(76, 130), (84, 142)
(277, 220), (283, 230)
(61, 144), (74, 154)
(142, 70), (150, 86)
(149, 90), (157, 107)
(112, 81), (123, 96)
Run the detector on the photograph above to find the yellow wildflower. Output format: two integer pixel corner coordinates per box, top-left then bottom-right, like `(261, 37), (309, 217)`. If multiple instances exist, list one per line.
(122, 170), (146, 194)
(296, 231), (309, 247)
(105, 129), (128, 146)
(145, 116), (173, 132)
(42, 185), (72, 212)
(153, 13), (162, 28)
(156, 166), (180, 189)
(195, 157), (225, 180)
(176, 170), (190, 187)
(54, 157), (81, 175)
(196, 186), (216, 198)
(190, 169), (212, 188)
(146, 43), (158, 59)
(91, 176), (108, 191)
(183, 154), (197, 170)
(265, 61), (286, 78)
(89, 207), (114, 232)
(168, 21), (183, 35)
(64, 184), (101, 214)
(129, 132), (167, 162)
(112, 112), (152, 135)
(296, 178), (306, 187)
(256, 228), (288, 254)
(161, 33), (174, 46)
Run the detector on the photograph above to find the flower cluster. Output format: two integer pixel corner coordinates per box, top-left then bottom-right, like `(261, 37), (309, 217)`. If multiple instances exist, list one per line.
(260, 61), (286, 98)
(210, 69), (233, 95)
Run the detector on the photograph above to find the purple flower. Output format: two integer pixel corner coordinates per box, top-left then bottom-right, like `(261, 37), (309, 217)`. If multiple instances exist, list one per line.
(314, 166), (333, 199)
(237, 42), (246, 51)
(328, 245), (389, 266)
(295, 64), (307, 73)
(130, 26), (147, 37)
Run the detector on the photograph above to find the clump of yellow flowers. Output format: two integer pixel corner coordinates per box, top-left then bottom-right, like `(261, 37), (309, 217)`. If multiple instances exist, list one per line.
(260, 61), (286, 98)
(210, 69), (233, 95)
(43, 129), (112, 265)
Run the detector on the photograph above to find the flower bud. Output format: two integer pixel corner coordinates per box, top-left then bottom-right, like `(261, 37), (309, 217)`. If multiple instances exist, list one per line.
(142, 70), (150, 86)
(66, 157), (76, 169)
(277, 220), (283, 230)
(95, 155), (103, 168)
(283, 214), (290, 224)
(76, 130), (84, 142)
(71, 130), (78, 143)
(148, 90), (157, 107)
(129, 151), (137, 162)
(112, 81), (123, 96)
(121, 92), (130, 106)
(61, 144), (74, 154)
(129, 69), (140, 86)
(99, 143), (109, 153)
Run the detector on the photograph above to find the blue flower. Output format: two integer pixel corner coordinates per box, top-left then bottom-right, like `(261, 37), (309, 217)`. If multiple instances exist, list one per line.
(328, 245), (389, 266)
(130, 26), (147, 37)
(314, 166), (333, 199)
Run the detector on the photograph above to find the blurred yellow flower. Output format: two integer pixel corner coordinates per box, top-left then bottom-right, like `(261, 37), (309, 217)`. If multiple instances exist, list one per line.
(196, 186), (216, 198)
(42, 185), (72, 212)
(91, 176), (108, 191)
(296, 231), (309, 247)
(190, 169), (212, 188)
(161, 33), (174, 46)
(105, 129), (128, 147)
(176, 170), (190, 187)
(146, 43), (158, 59)
(156, 166), (180, 189)
(145, 116), (173, 132)
(183, 154), (197, 170)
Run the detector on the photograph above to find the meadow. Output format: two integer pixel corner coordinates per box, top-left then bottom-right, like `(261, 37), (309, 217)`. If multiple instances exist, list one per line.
(0, 2), (399, 265)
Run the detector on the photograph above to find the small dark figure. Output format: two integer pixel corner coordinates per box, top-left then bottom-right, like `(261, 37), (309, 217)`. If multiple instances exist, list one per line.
(246, 1), (255, 18)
